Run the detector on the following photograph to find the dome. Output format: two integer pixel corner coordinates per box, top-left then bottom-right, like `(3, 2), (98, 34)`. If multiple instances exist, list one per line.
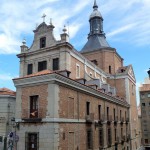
(90, 9), (102, 19)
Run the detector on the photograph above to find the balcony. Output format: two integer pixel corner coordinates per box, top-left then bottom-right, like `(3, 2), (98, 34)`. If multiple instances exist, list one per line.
(125, 117), (129, 124)
(22, 108), (46, 122)
(121, 135), (126, 144)
(115, 137), (120, 144)
(120, 117), (124, 125)
(98, 114), (105, 125)
(126, 134), (130, 142)
(107, 115), (112, 125)
(114, 116), (118, 125)
(85, 113), (94, 123)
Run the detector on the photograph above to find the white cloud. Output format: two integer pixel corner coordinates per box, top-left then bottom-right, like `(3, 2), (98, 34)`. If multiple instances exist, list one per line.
(107, 23), (137, 37)
(0, 73), (14, 81)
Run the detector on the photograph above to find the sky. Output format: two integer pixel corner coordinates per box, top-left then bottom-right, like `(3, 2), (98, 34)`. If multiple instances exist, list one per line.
(0, 0), (150, 104)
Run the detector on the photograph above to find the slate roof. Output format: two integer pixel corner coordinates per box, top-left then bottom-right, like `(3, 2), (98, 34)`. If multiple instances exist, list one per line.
(80, 34), (111, 53)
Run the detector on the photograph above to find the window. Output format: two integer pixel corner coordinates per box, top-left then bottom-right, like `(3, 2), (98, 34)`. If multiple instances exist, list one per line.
(141, 94), (145, 99)
(113, 108), (116, 120)
(38, 61), (47, 72)
(87, 130), (92, 149)
(25, 132), (39, 150)
(30, 96), (38, 118)
(98, 105), (101, 120)
(53, 58), (59, 71)
(148, 93), (150, 97)
(90, 72), (92, 77)
(107, 107), (109, 120)
(107, 128), (111, 146)
(121, 128), (123, 138)
(68, 97), (74, 119)
(27, 64), (33, 75)
(132, 85), (134, 95)
(145, 139), (148, 144)
(76, 64), (80, 78)
(120, 110), (122, 120)
(142, 103), (145, 107)
(40, 37), (46, 48)
(125, 111), (126, 120)
(99, 128), (103, 147)
(86, 102), (90, 115)
(109, 66), (111, 74)
(91, 60), (98, 65)
(0, 136), (2, 142)
(114, 129), (117, 141)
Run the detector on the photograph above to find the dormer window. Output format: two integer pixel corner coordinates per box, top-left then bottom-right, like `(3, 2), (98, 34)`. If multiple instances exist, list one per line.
(40, 37), (46, 48)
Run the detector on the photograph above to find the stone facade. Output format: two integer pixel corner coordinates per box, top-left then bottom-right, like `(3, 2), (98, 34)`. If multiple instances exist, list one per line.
(13, 1), (140, 150)
(139, 78), (150, 149)
(0, 88), (16, 149)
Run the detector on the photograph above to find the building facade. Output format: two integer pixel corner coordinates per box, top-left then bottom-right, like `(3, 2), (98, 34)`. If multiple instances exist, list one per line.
(139, 78), (150, 150)
(13, 1), (140, 150)
(0, 88), (16, 149)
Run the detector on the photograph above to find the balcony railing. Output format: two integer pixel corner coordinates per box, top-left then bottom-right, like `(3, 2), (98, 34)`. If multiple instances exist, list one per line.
(126, 117), (129, 123)
(22, 108), (46, 122)
(120, 117), (124, 124)
(115, 137), (120, 144)
(114, 116), (118, 125)
(85, 113), (94, 123)
(107, 115), (112, 124)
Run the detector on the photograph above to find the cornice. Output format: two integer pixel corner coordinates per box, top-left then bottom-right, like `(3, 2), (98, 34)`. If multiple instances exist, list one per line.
(13, 73), (129, 108)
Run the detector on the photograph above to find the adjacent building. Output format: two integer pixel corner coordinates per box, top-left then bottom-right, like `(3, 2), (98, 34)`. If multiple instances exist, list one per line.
(139, 78), (150, 150)
(0, 88), (16, 149)
(13, 1), (140, 150)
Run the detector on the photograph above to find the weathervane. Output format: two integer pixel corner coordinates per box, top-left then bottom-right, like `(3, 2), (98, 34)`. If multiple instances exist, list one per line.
(42, 14), (46, 22)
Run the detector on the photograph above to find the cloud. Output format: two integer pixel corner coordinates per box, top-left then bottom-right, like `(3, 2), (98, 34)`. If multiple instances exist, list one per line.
(0, 73), (14, 81)
(107, 23), (137, 37)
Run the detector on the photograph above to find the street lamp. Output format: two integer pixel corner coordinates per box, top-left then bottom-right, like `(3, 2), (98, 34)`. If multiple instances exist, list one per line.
(147, 68), (150, 79)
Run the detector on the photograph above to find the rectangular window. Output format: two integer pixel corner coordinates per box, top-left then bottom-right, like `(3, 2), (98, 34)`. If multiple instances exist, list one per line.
(113, 108), (116, 120)
(86, 102), (90, 115)
(91, 60), (98, 65)
(40, 37), (46, 48)
(98, 105), (101, 120)
(107, 107), (109, 120)
(114, 129), (117, 141)
(141, 94), (145, 99)
(30, 96), (38, 118)
(145, 139), (148, 144)
(87, 130), (92, 149)
(76, 64), (80, 78)
(108, 128), (111, 146)
(68, 97), (74, 119)
(148, 94), (150, 98)
(121, 128), (123, 138)
(0, 136), (2, 142)
(25, 132), (39, 150)
(27, 64), (33, 75)
(120, 110), (122, 120)
(38, 61), (47, 72)
(99, 128), (103, 147)
(109, 66), (111, 74)
(142, 103), (145, 107)
(53, 58), (59, 71)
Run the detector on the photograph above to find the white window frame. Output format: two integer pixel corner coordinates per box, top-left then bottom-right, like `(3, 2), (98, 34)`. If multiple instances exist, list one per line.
(76, 64), (80, 78)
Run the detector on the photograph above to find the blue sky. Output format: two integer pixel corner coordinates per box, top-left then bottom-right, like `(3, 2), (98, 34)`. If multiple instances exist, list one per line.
(0, 0), (150, 104)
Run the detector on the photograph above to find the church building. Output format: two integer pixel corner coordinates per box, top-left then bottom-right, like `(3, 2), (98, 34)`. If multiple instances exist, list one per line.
(13, 1), (140, 150)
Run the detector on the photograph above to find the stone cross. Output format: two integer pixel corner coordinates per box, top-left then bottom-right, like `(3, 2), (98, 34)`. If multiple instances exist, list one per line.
(42, 14), (46, 22)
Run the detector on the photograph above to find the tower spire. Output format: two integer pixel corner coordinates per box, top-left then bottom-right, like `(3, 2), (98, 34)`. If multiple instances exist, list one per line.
(93, 0), (98, 9)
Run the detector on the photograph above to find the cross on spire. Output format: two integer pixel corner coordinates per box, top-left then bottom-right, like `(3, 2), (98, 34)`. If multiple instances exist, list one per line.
(42, 14), (46, 22)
